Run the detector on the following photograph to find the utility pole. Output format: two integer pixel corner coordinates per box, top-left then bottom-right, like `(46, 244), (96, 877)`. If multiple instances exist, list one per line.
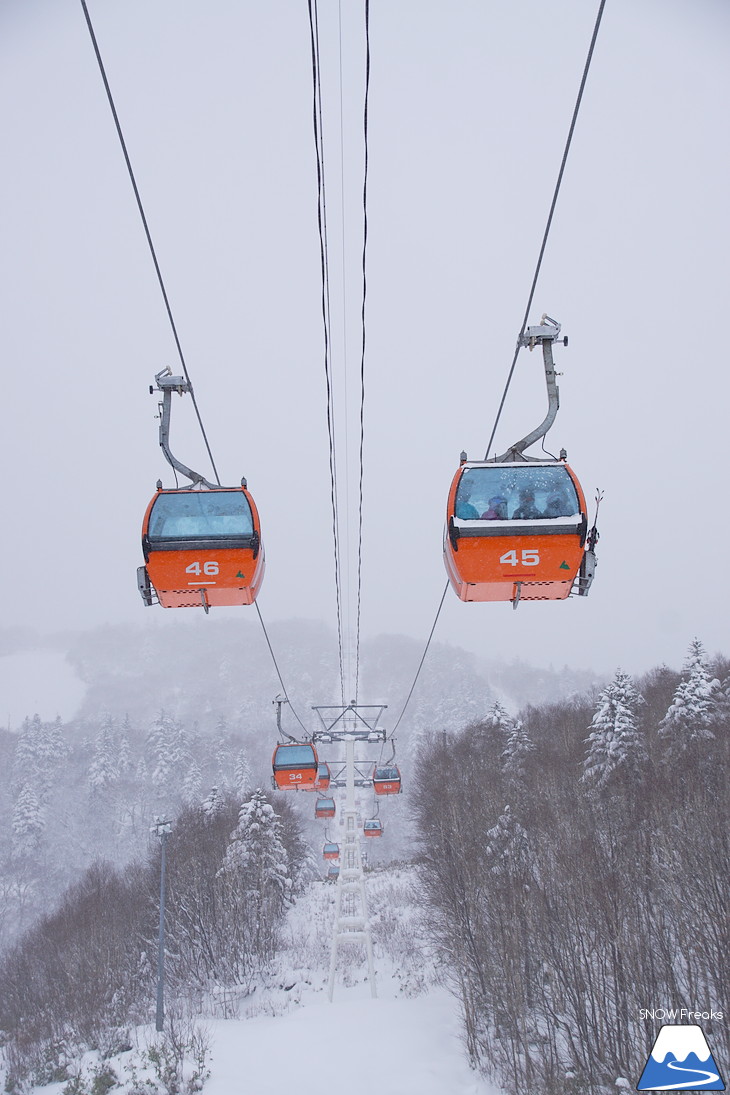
(152, 816), (172, 1032)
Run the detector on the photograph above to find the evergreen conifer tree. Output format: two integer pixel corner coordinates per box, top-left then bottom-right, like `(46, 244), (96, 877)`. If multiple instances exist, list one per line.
(582, 670), (646, 792)
(658, 638), (718, 764)
(11, 783), (45, 861)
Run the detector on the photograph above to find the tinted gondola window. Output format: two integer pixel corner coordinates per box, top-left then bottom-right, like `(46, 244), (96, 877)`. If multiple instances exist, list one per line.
(274, 744), (317, 769)
(149, 491), (254, 540)
(455, 466), (579, 521)
(374, 766), (400, 780)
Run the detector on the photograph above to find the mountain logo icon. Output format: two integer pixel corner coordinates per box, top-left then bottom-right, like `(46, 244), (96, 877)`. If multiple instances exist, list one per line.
(637, 1024), (725, 1090)
(558, 560), (571, 570)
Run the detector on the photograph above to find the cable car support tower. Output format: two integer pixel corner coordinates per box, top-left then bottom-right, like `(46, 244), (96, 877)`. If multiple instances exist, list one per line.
(313, 703), (387, 1001)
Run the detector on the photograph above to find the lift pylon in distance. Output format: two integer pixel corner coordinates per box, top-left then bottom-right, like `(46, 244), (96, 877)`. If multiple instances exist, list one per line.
(443, 317), (598, 607)
(137, 369), (265, 611)
(311, 704), (387, 1002)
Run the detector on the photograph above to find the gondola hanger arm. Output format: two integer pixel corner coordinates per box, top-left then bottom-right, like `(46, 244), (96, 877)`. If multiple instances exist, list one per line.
(494, 315), (568, 463)
(152, 367), (218, 489)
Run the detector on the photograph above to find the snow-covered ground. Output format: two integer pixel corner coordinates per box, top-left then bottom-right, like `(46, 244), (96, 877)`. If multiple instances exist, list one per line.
(204, 982), (497, 1095)
(17, 868), (503, 1095)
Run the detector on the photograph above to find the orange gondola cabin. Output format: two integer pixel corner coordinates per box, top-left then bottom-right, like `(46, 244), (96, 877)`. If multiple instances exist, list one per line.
(443, 317), (598, 607)
(138, 485), (264, 610)
(372, 765), (401, 796)
(272, 742), (319, 790)
(363, 819), (383, 837)
(315, 797), (336, 819)
(444, 459), (594, 605)
(323, 842), (340, 860)
(313, 762), (331, 792)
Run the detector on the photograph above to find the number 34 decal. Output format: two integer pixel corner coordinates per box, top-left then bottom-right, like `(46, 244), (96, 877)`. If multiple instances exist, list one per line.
(185, 561), (219, 576)
(499, 549), (540, 567)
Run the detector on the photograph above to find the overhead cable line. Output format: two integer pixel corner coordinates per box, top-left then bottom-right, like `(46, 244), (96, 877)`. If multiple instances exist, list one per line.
(78, 0), (221, 486)
(391, 3), (607, 732)
(83, 0), (308, 732)
(484, 0), (608, 460)
(255, 604), (310, 737)
(308, 0), (346, 705)
(391, 581), (449, 734)
(354, 0), (371, 704)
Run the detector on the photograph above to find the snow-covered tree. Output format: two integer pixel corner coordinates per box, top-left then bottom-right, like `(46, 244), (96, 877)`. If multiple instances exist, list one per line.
(484, 805), (529, 878)
(581, 670), (646, 793)
(181, 761), (203, 805)
(233, 749), (252, 799)
(221, 789), (290, 910)
(658, 638), (718, 764)
(88, 717), (119, 794)
(146, 712), (190, 801)
(475, 699), (516, 752)
(201, 785), (226, 819)
(12, 714), (68, 800)
(11, 783), (45, 861)
(501, 720), (535, 791)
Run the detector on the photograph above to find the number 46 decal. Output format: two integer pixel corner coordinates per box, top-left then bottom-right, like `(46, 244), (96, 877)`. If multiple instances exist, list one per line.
(185, 561), (219, 575)
(500, 549), (540, 567)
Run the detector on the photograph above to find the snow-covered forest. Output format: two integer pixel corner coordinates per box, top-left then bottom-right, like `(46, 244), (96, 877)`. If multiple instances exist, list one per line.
(1, 628), (727, 1094)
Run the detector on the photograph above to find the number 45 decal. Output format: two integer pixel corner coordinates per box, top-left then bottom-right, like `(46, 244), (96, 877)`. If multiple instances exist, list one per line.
(500, 549), (540, 567)
(185, 561), (219, 576)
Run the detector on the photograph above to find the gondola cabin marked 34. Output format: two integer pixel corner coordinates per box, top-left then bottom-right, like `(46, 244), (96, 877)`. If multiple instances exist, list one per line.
(139, 486), (264, 609)
(444, 460), (589, 603)
(315, 797), (336, 819)
(272, 742), (319, 790)
(372, 765), (402, 796)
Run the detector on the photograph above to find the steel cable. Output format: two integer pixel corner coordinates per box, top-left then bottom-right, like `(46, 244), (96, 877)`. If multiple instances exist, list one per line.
(484, 0), (608, 460)
(308, 0), (346, 705)
(354, 0), (370, 703)
(78, 0), (221, 486)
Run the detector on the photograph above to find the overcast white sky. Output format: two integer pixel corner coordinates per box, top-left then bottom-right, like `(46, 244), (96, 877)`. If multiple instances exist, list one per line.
(0, 0), (728, 705)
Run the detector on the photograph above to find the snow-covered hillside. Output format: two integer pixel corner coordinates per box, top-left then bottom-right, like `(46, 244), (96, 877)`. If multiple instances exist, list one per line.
(10, 867), (502, 1095)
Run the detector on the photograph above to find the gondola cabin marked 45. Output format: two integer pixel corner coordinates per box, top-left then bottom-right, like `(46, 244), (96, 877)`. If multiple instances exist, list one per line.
(272, 742), (319, 790)
(443, 316), (598, 606)
(444, 460), (590, 603)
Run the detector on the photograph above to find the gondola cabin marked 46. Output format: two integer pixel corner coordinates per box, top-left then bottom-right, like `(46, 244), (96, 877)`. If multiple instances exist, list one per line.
(140, 486), (264, 609)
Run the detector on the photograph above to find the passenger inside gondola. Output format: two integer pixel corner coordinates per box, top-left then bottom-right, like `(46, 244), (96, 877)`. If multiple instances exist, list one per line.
(374, 766), (399, 780)
(148, 491), (254, 541)
(455, 466), (580, 521)
(455, 479), (480, 520)
(512, 488), (542, 520)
